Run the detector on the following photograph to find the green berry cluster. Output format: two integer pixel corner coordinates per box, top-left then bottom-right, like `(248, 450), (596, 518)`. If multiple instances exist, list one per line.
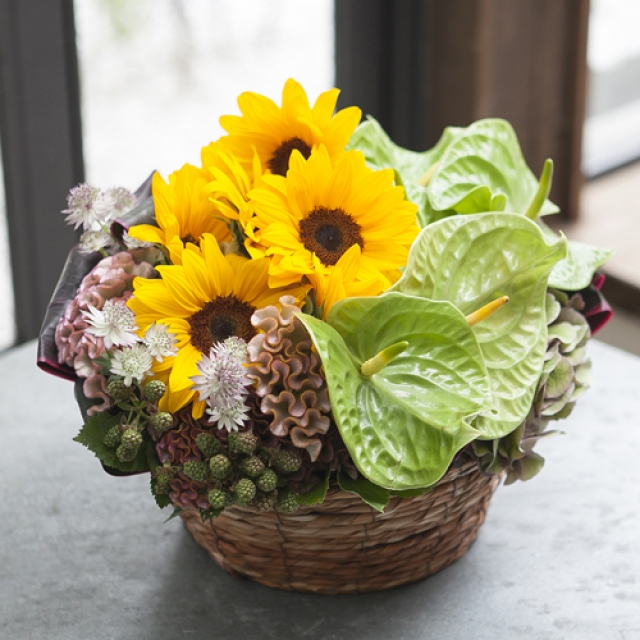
(102, 374), (171, 465)
(176, 427), (306, 521)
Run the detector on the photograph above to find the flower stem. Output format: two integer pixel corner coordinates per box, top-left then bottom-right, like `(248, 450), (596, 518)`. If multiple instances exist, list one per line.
(465, 296), (509, 326)
(361, 341), (409, 376)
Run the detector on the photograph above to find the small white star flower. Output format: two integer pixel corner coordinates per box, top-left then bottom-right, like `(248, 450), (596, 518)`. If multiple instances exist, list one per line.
(143, 323), (178, 361)
(122, 230), (153, 249)
(62, 183), (102, 230)
(211, 336), (248, 360)
(82, 300), (139, 350)
(206, 401), (251, 432)
(191, 349), (250, 408)
(110, 343), (153, 386)
(95, 186), (136, 223)
(78, 229), (113, 254)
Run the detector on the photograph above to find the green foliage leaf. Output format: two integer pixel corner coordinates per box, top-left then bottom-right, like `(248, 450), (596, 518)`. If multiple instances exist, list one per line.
(391, 213), (567, 438)
(164, 507), (184, 523)
(337, 470), (390, 512)
(298, 295), (490, 490)
(538, 221), (613, 290)
(347, 116), (462, 226)
(73, 411), (150, 474)
(348, 117), (558, 227)
(297, 472), (330, 506)
(427, 119), (559, 217)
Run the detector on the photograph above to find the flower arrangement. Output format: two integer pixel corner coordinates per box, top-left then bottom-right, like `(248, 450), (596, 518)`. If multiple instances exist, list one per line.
(39, 79), (612, 588)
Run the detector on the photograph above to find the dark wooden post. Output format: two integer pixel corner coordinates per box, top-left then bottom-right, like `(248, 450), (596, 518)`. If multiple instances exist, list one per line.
(0, 0), (84, 344)
(335, 0), (590, 221)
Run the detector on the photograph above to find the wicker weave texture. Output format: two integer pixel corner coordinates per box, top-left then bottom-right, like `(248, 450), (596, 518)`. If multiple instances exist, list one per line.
(181, 460), (501, 594)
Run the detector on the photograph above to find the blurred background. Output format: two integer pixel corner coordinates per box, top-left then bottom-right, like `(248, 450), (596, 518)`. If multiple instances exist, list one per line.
(0, 0), (638, 354)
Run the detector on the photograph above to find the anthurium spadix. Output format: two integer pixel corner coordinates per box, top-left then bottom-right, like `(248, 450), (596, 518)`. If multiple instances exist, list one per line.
(297, 294), (492, 490)
(391, 212), (568, 438)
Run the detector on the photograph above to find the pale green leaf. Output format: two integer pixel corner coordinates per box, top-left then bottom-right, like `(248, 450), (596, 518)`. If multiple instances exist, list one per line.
(538, 220), (612, 290)
(298, 295), (490, 490)
(347, 116), (461, 226)
(391, 213), (567, 438)
(428, 119), (559, 216)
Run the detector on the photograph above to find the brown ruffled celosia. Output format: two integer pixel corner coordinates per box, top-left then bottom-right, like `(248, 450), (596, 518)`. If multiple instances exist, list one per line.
(246, 296), (332, 462)
(156, 417), (211, 510)
(55, 250), (156, 414)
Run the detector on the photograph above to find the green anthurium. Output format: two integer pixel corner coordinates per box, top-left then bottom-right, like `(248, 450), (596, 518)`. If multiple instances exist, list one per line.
(391, 213), (567, 438)
(347, 116), (462, 227)
(297, 293), (491, 490)
(427, 119), (559, 216)
(537, 220), (613, 290)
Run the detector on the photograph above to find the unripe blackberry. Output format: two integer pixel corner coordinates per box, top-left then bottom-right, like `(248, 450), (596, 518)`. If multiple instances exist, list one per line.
(103, 425), (122, 449)
(228, 431), (258, 455)
(182, 460), (209, 482)
(209, 454), (232, 479)
(143, 380), (166, 402)
(240, 456), (265, 478)
(121, 429), (143, 450)
(274, 449), (302, 474)
(256, 468), (278, 492)
(207, 488), (227, 510)
(234, 478), (256, 505)
(153, 466), (174, 494)
(253, 491), (276, 512)
(107, 379), (131, 402)
(277, 490), (300, 513)
(195, 433), (221, 458)
(116, 444), (137, 462)
(150, 412), (173, 433)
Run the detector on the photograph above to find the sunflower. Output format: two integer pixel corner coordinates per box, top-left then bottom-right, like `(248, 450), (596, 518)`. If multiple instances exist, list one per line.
(128, 234), (308, 417)
(200, 138), (262, 236)
(247, 146), (419, 314)
(127, 164), (231, 264)
(219, 78), (361, 177)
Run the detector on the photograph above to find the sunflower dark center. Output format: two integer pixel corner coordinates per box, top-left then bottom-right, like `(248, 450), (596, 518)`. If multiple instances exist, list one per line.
(268, 137), (312, 176)
(299, 207), (364, 266)
(189, 296), (256, 353)
(181, 233), (200, 247)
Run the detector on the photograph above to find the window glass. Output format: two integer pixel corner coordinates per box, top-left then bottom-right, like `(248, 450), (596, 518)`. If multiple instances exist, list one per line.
(584, 0), (640, 175)
(75, 0), (334, 187)
(0, 141), (17, 351)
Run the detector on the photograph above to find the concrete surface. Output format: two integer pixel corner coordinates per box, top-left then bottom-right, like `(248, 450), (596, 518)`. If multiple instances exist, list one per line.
(1, 340), (639, 639)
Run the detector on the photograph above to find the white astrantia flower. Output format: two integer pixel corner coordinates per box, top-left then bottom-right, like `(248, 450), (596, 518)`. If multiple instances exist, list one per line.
(82, 299), (139, 350)
(191, 349), (250, 408)
(97, 186), (137, 222)
(78, 229), (113, 255)
(62, 183), (102, 230)
(122, 230), (153, 249)
(143, 323), (178, 361)
(211, 336), (249, 361)
(206, 401), (251, 432)
(110, 343), (153, 386)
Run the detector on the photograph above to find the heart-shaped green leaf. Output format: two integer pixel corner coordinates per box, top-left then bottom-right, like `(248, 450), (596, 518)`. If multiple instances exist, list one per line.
(298, 294), (491, 489)
(347, 116), (462, 227)
(427, 119), (559, 216)
(538, 221), (613, 290)
(391, 213), (567, 438)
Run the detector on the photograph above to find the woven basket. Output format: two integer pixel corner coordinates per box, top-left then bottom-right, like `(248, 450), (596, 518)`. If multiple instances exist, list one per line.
(180, 459), (501, 594)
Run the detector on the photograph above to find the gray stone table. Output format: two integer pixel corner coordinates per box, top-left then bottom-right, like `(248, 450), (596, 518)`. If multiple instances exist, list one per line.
(1, 340), (639, 640)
